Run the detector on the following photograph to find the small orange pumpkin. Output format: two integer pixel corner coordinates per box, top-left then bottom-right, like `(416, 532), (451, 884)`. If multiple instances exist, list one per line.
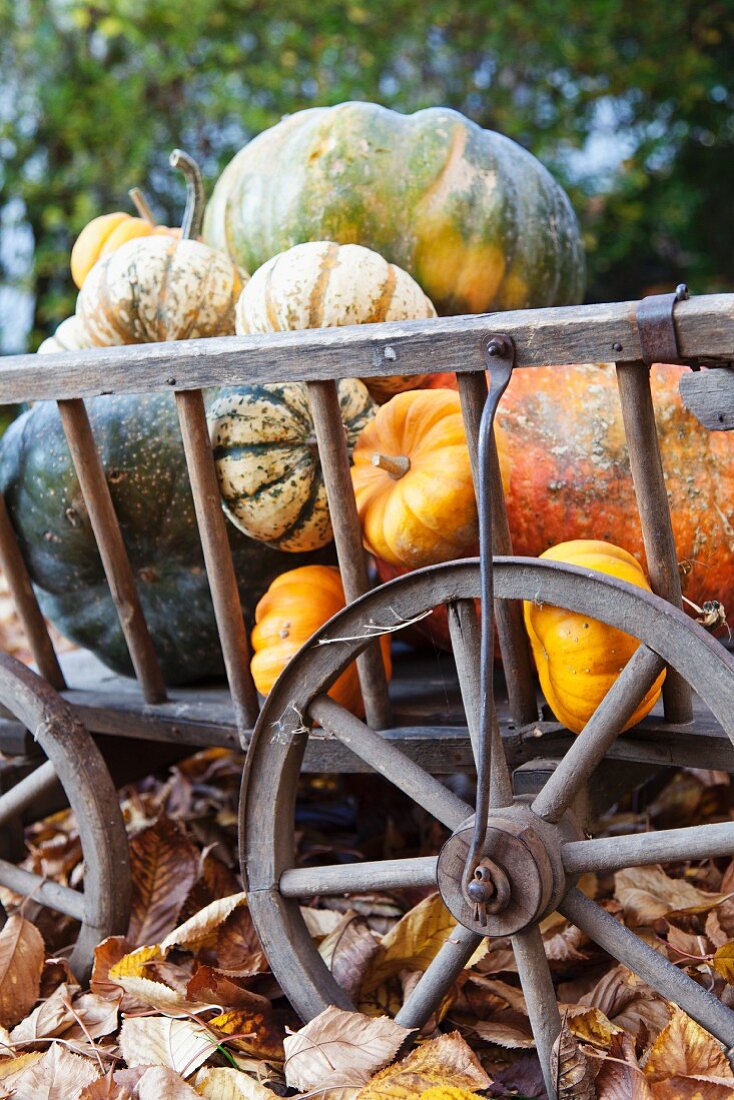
(250, 565), (391, 716)
(71, 198), (179, 288)
(351, 389), (477, 568)
(523, 539), (666, 734)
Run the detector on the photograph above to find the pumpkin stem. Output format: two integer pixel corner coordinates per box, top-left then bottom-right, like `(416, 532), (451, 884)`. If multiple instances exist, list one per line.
(128, 187), (156, 225)
(372, 452), (411, 479)
(169, 148), (205, 240)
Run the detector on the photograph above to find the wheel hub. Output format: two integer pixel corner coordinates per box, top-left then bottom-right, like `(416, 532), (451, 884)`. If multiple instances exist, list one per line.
(437, 798), (582, 937)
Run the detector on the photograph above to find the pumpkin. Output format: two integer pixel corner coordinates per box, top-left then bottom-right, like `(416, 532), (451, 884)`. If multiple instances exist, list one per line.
(204, 102), (585, 317)
(523, 540), (666, 734)
(250, 564), (391, 716)
(37, 315), (92, 355)
(76, 151), (245, 346)
(235, 240), (436, 402)
(0, 395), (324, 684)
(351, 388), (477, 568)
(70, 206), (178, 289)
(498, 363), (734, 618)
(208, 378), (375, 552)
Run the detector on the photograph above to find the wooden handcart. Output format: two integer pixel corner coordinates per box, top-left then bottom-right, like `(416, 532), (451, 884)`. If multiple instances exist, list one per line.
(0, 290), (732, 1098)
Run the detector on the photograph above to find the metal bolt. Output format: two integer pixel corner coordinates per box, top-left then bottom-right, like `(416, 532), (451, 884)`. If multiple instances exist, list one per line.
(612, 342), (623, 353)
(675, 283), (689, 301)
(166, 376), (177, 386)
(486, 336), (509, 358)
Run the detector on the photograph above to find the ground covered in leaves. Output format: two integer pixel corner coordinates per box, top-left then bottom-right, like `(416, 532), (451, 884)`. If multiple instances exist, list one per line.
(1, 754), (734, 1098)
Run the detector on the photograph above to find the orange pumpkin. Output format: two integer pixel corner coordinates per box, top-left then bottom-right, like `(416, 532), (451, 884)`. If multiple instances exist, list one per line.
(71, 206), (178, 288)
(351, 389), (477, 569)
(250, 565), (391, 716)
(523, 540), (666, 734)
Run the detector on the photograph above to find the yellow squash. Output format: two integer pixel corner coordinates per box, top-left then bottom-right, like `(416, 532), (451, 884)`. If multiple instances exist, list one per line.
(523, 539), (665, 734)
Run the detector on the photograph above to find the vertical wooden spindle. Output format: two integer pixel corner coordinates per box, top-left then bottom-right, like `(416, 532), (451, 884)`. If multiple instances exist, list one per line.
(615, 362), (693, 723)
(57, 398), (167, 704)
(307, 380), (391, 730)
(175, 389), (259, 740)
(457, 370), (538, 727)
(0, 495), (66, 691)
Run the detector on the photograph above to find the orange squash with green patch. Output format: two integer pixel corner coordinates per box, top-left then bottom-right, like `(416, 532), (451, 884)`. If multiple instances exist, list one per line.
(203, 102), (584, 316)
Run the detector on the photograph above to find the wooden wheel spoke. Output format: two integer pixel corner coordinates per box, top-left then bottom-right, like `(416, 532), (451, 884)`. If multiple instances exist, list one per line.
(511, 927), (562, 1100)
(280, 856), (438, 899)
(447, 599), (513, 807)
(0, 859), (86, 923)
(0, 759), (60, 829)
(395, 924), (483, 1030)
(309, 695), (471, 830)
(559, 888), (734, 1050)
(564, 820), (734, 877)
(531, 645), (665, 823)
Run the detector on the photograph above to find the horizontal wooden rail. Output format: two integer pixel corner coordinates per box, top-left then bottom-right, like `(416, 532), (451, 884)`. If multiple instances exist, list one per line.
(0, 294), (732, 403)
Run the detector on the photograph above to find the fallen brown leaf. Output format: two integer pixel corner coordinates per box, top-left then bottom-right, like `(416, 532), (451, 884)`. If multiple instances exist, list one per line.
(0, 914), (45, 1029)
(209, 1007), (285, 1061)
(128, 815), (199, 945)
(319, 913), (380, 1001)
(551, 1017), (597, 1099)
(79, 1070), (134, 1098)
(212, 906), (269, 977)
(119, 1016), (215, 1076)
(161, 893), (249, 955)
(193, 1067), (280, 1098)
(595, 1032), (653, 1099)
(283, 1005), (411, 1090)
(186, 966), (271, 1011)
(643, 1008), (734, 1094)
(0, 1042), (100, 1099)
(615, 867), (729, 926)
(580, 965), (671, 1039)
(137, 1065), (200, 1097)
(361, 894), (485, 994)
(356, 1031), (490, 1097)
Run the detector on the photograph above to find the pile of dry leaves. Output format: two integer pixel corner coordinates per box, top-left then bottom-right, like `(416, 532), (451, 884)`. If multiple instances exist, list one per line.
(0, 752), (733, 1098)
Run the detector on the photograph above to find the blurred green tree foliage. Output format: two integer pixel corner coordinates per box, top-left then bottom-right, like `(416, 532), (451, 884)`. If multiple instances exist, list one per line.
(1, 0), (732, 349)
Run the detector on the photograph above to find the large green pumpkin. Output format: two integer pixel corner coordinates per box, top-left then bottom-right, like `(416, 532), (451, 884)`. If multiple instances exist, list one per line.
(204, 102), (585, 316)
(0, 395), (322, 684)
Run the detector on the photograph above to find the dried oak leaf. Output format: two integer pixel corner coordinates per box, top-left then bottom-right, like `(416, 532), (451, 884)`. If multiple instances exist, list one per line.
(128, 815), (199, 945)
(193, 1067), (282, 1097)
(0, 1042), (100, 1099)
(283, 1005), (411, 1090)
(361, 894), (485, 995)
(643, 1007), (734, 1096)
(0, 914), (44, 1028)
(550, 1018), (597, 1100)
(137, 1065), (200, 1098)
(614, 867), (729, 926)
(119, 1016), (214, 1076)
(595, 1031), (652, 1099)
(355, 1031), (490, 1098)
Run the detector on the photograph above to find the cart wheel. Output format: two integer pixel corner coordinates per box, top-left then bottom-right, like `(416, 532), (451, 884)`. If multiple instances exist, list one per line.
(0, 653), (130, 981)
(241, 558), (734, 1099)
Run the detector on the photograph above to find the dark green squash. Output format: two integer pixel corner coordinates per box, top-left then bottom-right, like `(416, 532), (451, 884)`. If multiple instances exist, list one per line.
(203, 101), (585, 316)
(0, 394), (323, 684)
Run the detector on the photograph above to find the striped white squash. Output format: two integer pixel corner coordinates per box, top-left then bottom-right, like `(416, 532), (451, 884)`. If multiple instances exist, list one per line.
(208, 378), (375, 552)
(77, 236), (245, 345)
(235, 241), (437, 401)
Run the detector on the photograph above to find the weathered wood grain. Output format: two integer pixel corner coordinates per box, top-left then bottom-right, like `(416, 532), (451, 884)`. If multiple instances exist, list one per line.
(679, 367), (734, 430)
(2, 294), (733, 403)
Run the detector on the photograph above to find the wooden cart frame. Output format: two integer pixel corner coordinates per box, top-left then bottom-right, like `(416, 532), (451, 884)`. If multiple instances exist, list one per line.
(0, 291), (732, 1097)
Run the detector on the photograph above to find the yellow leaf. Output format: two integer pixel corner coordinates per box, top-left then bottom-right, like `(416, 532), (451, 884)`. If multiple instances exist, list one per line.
(361, 894), (485, 994)
(644, 1008), (734, 1093)
(356, 1031), (490, 1098)
(108, 944), (211, 1015)
(193, 1068), (284, 1098)
(109, 944), (161, 979)
(713, 942), (734, 984)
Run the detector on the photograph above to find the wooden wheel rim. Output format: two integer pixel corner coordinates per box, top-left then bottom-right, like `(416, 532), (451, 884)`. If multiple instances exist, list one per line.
(0, 654), (131, 979)
(240, 557), (734, 1023)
